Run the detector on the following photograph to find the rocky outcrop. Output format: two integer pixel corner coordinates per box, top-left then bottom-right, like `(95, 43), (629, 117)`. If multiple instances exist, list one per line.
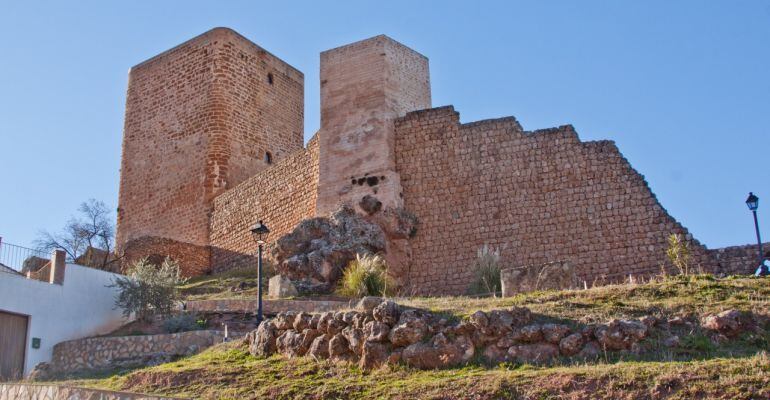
(271, 203), (419, 294)
(272, 205), (387, 292)
(245, 299), (662, 370)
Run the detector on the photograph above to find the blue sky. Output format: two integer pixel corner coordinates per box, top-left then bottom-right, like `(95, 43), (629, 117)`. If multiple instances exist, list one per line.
(0, 1), (768, 250)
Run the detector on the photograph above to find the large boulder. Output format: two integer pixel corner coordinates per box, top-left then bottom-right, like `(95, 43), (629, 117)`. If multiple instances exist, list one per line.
(402, 333), (475, 369)
(507, 343), (560, 364)
(701, 309), (753, 337)
(373, 300), (400, 326)
(364, 320), (391, 342)
(272, 205), (387, 290)
(594, 320), (648, 350)
(307, 334), (331, 360)
(388, 310), (429, 347)
(248, 321), (278, 357)
(360, 341), (390, 370)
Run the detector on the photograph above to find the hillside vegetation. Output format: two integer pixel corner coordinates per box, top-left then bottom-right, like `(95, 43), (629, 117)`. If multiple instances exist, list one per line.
(59, 275), (770, 399)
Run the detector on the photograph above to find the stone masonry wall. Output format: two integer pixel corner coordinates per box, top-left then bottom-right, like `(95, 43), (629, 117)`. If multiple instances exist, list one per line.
(395, 106), (714, 295)
(0, 384), (183, 400)
(209, 135), (320, 273)
(116, 27), (303, 271)
(709, 242), (769, 276)
(50, 330), (226, 375)
(121, 236), (211, 276)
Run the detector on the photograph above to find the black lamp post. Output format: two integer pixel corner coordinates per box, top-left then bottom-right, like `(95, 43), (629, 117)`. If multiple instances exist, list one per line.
(250, 220), (270, 323)
(745, 192), (765, 275)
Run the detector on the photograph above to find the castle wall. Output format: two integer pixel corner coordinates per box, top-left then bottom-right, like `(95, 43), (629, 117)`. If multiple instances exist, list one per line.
(209, 135), (320, 273)
(395, 106), (714, 295)
(709, 242), (769, 276)
(315, 35), (431, 217)
(116, 28), (303, 275)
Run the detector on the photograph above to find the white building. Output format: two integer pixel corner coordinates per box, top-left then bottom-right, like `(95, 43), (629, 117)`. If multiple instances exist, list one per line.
(0, 250), (128, 378)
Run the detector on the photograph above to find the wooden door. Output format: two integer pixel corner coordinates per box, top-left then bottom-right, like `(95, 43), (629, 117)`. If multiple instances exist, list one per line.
(0, 311), (28, 381)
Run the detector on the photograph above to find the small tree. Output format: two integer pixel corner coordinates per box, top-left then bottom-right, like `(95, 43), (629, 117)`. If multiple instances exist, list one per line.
(666, 233), (692, 276)
(109, 258), (186, 322)
(468, 244), (502, 296)
(337, 254), (393, 297)
(35, 199), (119, 270)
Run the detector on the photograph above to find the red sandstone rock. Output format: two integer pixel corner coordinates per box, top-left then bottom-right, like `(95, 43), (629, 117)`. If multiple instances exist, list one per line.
(559, 333), (584, 356)
(507, 343), (559, 364)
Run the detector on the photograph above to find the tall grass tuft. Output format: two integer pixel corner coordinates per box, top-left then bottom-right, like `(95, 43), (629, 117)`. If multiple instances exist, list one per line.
(666, 233), (692, 276)
(337, 254), (393, 297)
(467, 244), (502, 296)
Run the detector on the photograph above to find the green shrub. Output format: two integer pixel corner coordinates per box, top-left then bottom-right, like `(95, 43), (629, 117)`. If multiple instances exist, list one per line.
(162, 313), (202, 333)
(467, 244), (502, 296)
(666, 233), (692, 275)
(337, 254), (393, 297)
(110, 257), (186, 322)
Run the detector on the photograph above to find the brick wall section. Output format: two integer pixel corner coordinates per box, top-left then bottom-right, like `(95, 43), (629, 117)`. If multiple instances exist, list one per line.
(709, 242), (768, 275)
(209, 135), (320, 273)
(395, 106), (714, 295)
(116, 27), (303, 268)
(121, 236), (211, 276)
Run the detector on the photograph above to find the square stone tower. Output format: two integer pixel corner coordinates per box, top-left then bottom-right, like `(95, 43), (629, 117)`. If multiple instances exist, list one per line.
(316, 35), (431, 216)
(116, 27), (304, 275)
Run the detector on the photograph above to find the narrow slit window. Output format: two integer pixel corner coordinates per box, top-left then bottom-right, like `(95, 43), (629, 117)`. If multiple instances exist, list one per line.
(267, 73), (274, 85)
(264, 151), (273, 164)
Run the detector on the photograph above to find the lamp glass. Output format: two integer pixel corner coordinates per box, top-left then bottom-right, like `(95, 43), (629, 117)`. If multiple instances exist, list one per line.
(746, 193), (759, 211)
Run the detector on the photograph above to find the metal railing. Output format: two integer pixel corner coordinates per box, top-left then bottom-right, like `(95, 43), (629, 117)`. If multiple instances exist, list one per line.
(0, 238), (50, 274)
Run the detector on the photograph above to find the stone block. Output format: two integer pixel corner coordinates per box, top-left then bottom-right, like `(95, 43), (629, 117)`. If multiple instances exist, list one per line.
(269, 275), (299, 298)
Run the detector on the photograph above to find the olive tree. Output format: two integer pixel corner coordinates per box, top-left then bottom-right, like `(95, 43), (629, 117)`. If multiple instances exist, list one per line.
(109, 257), (186, 322)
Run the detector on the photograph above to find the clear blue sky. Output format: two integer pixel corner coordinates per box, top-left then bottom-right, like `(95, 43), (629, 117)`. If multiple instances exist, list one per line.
(0, 1), (768, 250)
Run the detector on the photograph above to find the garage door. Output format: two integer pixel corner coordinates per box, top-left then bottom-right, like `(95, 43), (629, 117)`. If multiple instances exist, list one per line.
(0, 311), (28, 381)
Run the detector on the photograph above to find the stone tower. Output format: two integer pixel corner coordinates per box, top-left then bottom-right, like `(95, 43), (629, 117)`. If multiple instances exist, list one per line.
(315, 35), (431, 216)
(116, 27), (304, 275)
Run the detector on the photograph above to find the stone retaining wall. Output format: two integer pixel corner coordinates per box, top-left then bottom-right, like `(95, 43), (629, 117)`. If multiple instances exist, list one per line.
(0, 384), (185, 400)
(50, 330), (227, 374)
(185, 298), (351, 314)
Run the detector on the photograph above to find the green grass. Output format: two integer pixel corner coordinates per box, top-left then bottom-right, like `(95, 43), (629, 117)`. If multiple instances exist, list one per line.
(62, 344), (770, 399)
(399, 274), (770, 322)
(53, 274), (770, 399)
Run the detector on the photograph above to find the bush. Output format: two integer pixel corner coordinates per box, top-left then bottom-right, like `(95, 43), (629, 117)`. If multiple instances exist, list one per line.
(110, 257), (186, 322)
(666, 233), (692, 276)
(468, 245), (502, 296)
(337, 254), (393, 297)
(162, 313), (203, 333)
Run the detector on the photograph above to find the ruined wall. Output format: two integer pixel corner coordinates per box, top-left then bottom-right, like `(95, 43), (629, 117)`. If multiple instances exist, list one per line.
(209, 135), (320, 273)
(709, 242), (768, 276)
(395, 106), (713, 295)
(116, 27), (303, 273)
(315, 35), (431, 217)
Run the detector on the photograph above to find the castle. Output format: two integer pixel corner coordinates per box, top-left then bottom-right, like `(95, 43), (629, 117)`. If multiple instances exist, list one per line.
(115, 28), (759, 295)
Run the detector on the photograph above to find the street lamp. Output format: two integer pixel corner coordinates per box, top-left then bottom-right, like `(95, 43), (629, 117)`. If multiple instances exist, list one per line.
(745, 192), (766, 275)
(250, 220), (270, 323)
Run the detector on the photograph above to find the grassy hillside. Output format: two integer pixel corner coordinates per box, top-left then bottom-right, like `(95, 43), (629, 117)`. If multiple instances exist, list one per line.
(58, 275), (770, 399)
